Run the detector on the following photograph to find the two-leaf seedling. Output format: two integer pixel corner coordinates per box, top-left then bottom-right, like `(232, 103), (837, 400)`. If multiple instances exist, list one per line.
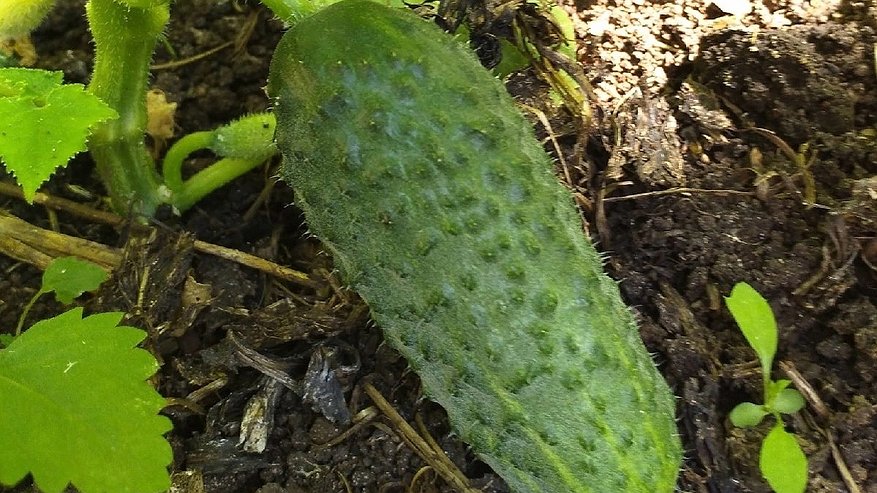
(0, 256), (172, 493)
(725, 282), (808, 493)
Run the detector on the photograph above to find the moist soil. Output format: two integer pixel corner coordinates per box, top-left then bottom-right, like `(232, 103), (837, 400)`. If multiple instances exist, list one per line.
(1, 1), (875, 492)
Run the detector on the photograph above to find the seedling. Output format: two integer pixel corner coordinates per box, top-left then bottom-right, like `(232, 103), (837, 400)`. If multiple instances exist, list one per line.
(0, 256), (171, 493)
(725, 281), (808, 493)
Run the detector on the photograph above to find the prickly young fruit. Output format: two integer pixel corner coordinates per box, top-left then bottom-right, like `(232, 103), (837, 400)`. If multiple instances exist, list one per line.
(268, 1), (682, 491)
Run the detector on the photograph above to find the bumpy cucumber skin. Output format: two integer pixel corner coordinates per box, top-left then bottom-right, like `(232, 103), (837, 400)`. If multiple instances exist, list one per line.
(268, 1), (682, 491)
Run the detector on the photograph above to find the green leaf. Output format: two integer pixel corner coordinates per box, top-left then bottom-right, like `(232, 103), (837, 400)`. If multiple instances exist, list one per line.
(41, 256), (109, 304)
(0, 334), (13, 348)
(0, 68), (117, 202)
(771, 388), (806, 415)
(492, 38), (531, 78)
(548, 4), (577, 59)
(725, 282), (777, 376)
(765, 379), (790, 402)
(765, 379), (790, 403)
(0, 308), (172, 493)
(0, 67), (62, 99)
(729, 401), (768, 428)
(760, 423), (808, 493)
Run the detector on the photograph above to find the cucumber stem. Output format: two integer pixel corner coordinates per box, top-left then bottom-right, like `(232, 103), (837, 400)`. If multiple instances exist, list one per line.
(173, 157), (265, 212)
(161, 131), (214, 194)
(85, 0), (170, 217)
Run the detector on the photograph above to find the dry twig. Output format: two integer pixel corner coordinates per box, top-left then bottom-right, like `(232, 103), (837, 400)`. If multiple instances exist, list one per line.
(0, 182), (315, 286)
(364, 383), (479, 493)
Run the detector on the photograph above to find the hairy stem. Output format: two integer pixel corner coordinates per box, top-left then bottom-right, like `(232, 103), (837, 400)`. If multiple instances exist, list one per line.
(85, 0), (170, 217)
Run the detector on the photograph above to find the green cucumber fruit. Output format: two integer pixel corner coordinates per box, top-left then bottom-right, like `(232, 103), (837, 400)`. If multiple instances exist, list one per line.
(268, 1), (682, 491)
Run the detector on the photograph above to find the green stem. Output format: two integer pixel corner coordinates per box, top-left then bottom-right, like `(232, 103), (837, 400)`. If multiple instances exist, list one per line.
(173, 157), (265, 212)
(161, 130), (214, 194)
(85, 0), (171, 217)
(15, 289), (45, 336)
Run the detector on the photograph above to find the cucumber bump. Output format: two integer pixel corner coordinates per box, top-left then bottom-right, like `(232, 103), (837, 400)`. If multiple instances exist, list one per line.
(268, 1), (682, 491)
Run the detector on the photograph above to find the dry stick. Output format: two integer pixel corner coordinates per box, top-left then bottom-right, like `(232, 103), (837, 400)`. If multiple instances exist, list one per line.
(151, 8), (258, 71)
(0, 210), (122, 271)
(409, 466), (440, 492)
(232, 9), (260, 54)
(779, 361), (831, 423)
(0, 233), (55, 271)
(0, 181), (127, 227)
(520, 103), (572, 186)
(191, 238), (314, 287)
(334, 470), (353, 493)
(601, 187), (755, 203)
(314, 406), (381, 448)
(414, 412), (454, 470)
(828, 435), (864, 493)
(0, 182), (315, 287)
(363, 383), (479, 493)
(151, 41), (234, 71)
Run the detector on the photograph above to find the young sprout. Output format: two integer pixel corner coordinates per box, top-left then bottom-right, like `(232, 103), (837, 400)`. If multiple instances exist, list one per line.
(725, 281), (808, 493)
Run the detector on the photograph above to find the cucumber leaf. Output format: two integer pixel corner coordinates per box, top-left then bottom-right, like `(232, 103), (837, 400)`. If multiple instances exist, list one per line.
(41, 256), (109, 304)
(0, 68), (117, 202)
(0, 308), (172, 493)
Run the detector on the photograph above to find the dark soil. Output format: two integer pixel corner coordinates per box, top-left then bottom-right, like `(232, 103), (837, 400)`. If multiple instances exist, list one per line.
(1, 1), (875, 492)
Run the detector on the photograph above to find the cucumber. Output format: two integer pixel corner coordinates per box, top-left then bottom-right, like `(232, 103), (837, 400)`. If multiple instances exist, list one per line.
(268, 1), (682, 491)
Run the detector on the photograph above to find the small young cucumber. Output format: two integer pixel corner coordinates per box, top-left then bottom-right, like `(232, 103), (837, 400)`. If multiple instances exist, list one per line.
(268, 1), (682, 491)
